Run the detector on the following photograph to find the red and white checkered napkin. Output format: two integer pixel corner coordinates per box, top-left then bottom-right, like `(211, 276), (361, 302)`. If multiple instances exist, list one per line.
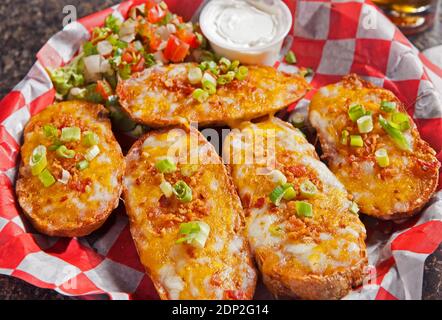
(0, 0), (441, 300)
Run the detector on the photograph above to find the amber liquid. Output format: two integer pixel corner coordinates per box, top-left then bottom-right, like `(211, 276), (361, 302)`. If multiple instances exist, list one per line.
(372, 0), (438, 34)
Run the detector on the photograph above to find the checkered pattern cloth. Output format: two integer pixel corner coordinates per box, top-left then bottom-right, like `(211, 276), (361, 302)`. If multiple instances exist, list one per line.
(0, 0), (441, 300)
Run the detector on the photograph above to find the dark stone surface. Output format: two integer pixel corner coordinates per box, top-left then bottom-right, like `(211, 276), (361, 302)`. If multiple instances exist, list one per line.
(0, 0), (441, 300)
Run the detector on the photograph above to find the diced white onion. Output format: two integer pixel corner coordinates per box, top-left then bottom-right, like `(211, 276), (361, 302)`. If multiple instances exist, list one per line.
(119, 19), (136, 43)
(83, 55), (102, 74)
(156, 26), (170, 41)
(58, 169), (71, 185)
(100, 59), (112, 74)
(153, 51), (167, 64)
(97, 40), (113, 56)
(166, 23), (176, 34)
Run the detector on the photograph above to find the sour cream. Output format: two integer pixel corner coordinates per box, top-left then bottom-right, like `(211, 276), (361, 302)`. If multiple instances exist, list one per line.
(200, 0), (292, 65)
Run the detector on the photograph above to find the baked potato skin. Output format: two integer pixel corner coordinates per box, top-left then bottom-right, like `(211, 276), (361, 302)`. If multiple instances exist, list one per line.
(116, 63), (310, 127)
(224, 118), (367, 300)
(16, 101), (125, 237)
(309, 74), (440, 220)
(123, 126), (257, 300)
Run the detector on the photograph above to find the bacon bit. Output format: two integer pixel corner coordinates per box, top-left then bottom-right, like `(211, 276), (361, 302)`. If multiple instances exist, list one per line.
(286, 165), (307, 177)
(60, 196), (68, 202)
(210, 274), (223, 287)
(242, 193), (252, 209)
(224, 290), (246, 300)
(253, 197), (265, 209)
(415, 158), (439, 172)
(159, 195), (171, 207)
(68, 177), (92, 193)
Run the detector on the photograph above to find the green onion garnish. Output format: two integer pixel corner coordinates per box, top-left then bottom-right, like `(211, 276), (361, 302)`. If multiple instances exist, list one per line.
(60, 126), (81, 142)
(230, 60), (240, 71)
(38, 168), (56, 187)
(82, 131), (99, 147)
(379, 115), (411, 151)
(269, 169), (287, 185)
(349, 202), (359, 215)
(285, 50), (297, 64)
(295, 201), (313, 218)
(160, 181), (173, 198)
(380, 101), (396, 113)
(341, 130), (349, 145)
(192, 88), (209, 102)
(348, 104), (366, 122)
(375, 148), (390, 168)
(391, 112), (411, 131)
(235, 66), (249, 81)
(300, 180), (317, 198)
(270, 183), (295, 206)
(155, 158), (177, 174)
(202, 81), (216, 95)
(218, 57), (231, 71)
(188, 67), (203, 85)
(76, 160), (89, 171)
(55, 145), (76, 159)
(84, 145), (100, 161)
(173, 180), (192, 203)
(350, 135), (364, 147)
(176, 221), (210, 248)
(217, 71), (235, 85)
(42, 124), (58, 139)
(29, 145), (47, 176)
(357, 115), (373, 133)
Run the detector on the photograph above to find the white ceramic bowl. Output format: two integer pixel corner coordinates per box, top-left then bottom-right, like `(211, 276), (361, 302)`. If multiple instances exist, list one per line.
(199, 0), (293, 66)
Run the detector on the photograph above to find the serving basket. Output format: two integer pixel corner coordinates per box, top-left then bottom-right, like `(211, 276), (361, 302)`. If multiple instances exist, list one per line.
(0, 0), (441, 300)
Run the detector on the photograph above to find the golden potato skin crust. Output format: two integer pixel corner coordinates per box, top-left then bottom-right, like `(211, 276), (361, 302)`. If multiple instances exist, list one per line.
(123, 126), (257, 300)
(224, 118), (367, 300)
(16, 101), (125, 237)
(309, 74), (440, 220)
(116, 63), (310, 127)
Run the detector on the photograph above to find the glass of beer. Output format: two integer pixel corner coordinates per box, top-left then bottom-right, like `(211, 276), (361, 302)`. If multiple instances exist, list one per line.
(372, 0), (439, 34)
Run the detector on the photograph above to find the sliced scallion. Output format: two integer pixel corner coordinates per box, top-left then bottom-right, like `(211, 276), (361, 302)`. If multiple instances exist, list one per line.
(192, 88), (209, 102)
(380, 101), (396, 113)
(285, 50), (297, 64)
(341, 130), (349, 145)
(348, 104), (366, 122)
(30, 145), (47, 176)
(295, 201), (313, 218)
(300, 180), (317, 198)
(84, 145), (100, 161)
(76, 160), (89, 171)
(235, 66), (249, 81)
(391, 112), (410, 131)
(42, 124), (58, 139)
(160, 181), (173, 198)
(375, 148), (390, 167)
(357, 115), (373, 133)
(176, 221), (210, 248)
(82, 131), (99, 147)
(155, 158), (176, 174)
(60, 127), (81, 142)
(270, 183), (295, 206)
(173, 180), (192, 203)
(55, 145), (76, 159)
(187, 67), (203, 85)
(350, 135), (364, 148)
(379, 115), (411, 151)
(38, 168), (56, 187)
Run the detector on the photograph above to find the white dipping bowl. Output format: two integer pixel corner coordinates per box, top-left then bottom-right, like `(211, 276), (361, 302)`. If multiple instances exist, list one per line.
(199, 0), (293, 66)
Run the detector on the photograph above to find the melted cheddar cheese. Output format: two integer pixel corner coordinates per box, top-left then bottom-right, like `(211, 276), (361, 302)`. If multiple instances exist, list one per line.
(16, 101), (124, 237)
(224, 117), (367, 299)
(123, 127), (256, 300)
(309, 74), (440, 219)
(117, 63), (309, 127)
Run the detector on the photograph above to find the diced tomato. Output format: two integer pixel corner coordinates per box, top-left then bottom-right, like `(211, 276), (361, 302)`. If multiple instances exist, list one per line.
(176, 29), (200, 49)
(145, 0), (158, 10)
(96, 80), (113, 100)
(147, 4), (167, 23)
(149, 32), (162, 51)
(122, 51), (134, 64)
(131, 57), (145, 73)
(163, 35), (190, 63)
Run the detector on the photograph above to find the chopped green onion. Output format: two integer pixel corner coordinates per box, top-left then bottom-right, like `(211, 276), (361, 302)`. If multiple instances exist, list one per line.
(42, 125), (58, 139)
(357, 115), (373, 133)
(375, 148), (390, 168)
(285, 50), (297, 64)
(300, 180), (318, 198)
(380, 101), (396, 113)
(155, 158), (177, 174)
(160, 181), (173, 198)
(55, 145), (76, 159)
(282, 185), (297, 201)
(269, 169), (287, 185)
(84, 145), (100, 161)
(350, 135), (364, 148)
(76, 160), (89, 171)
(295, 201), (313, 218)
(173, 181), (192, 203)
(82, 131), (99, 147)
(290, 113), (305, 128)
(176, 221), (210, 248)
(104, 14), (122, 33)
(348, 104), (366, 122)
(269, 224), (284, 237)
(349, 202), (359, 215)
(270, 183), (295, 206)
(60, 127), (81, 142)
(217, 71), (235, 85)
(38, 169), (56, 187)
(229, 60), (240, 71)
(341, 130), (349, 145)
(192, 88), (209, 102)
(188, 67), (203, 85)
(48, 142), (62, 151)
(218, 57), (231, 72)
(30, 145), (47, 176)
(235, 66), (249, 81)
(391, 112), (411, 131)
(379, 115), (411, 151)
(202, 81), (216, 95)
